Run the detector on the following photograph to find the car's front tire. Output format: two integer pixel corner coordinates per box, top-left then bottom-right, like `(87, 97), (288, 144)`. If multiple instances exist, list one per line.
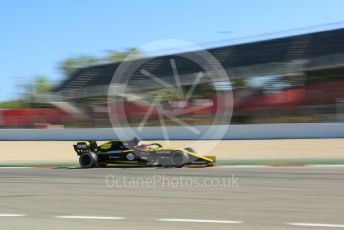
(79, 152), (98, 168)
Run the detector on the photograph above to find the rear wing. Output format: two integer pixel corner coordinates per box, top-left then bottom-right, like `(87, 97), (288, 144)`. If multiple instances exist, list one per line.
(73, 141), (98, 155)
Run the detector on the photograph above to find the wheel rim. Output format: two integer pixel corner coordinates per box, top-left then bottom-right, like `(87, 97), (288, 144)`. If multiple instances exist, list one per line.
(80, 154), (93, 168)
(126, 153), (135, 161)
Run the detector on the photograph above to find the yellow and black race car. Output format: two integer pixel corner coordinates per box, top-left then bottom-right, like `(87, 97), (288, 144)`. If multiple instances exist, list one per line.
(73, 138), (216, 168)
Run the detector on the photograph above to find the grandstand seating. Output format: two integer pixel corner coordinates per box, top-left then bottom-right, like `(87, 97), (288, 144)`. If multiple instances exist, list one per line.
(54, 28), (344, 95)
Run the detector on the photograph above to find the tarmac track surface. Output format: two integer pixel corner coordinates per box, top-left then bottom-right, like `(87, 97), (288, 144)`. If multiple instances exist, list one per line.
(0, 166), (343, 230)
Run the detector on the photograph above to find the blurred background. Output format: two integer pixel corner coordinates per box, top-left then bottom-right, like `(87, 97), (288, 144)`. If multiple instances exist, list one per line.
(2, 0), (344, 128)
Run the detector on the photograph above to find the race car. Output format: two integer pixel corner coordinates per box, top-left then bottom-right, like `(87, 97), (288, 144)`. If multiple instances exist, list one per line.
(73, 138), (216, 168)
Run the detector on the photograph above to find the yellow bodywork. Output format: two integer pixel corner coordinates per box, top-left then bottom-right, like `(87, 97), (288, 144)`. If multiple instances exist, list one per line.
(144, 147), (216, 163)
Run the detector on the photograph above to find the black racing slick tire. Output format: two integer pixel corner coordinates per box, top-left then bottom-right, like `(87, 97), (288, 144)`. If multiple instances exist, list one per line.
(79, 152), (98, 168)
(171, 151), (189, 168)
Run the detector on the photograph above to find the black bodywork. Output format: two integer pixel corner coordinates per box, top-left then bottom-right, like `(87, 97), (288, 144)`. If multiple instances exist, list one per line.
(73, 140), (215, 168)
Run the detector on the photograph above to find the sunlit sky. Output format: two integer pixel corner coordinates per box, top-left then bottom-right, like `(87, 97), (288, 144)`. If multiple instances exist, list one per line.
(1, 0), (344, 101)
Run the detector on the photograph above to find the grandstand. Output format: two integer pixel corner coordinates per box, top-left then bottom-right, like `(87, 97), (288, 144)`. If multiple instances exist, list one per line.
(44, 28), (344, 126)
(54, 28), (344, 94)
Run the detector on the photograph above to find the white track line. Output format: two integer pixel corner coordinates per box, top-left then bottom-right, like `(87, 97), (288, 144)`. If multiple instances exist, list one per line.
(56, 216), (126, 220)
(288, 223), (344, 228)
(0, 214), (26, 217)
(158, 218), (243, 224)
(219, 165), (271, 168)
(307, 164), (344, 168)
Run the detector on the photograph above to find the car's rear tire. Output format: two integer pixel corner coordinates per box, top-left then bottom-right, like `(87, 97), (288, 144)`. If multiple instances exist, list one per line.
(171, 151), (189, 168)
(79, 152), (98, 168)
